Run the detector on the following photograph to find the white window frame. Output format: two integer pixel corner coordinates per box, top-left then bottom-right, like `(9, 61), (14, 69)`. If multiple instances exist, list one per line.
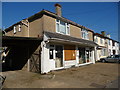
(81, 28), (89, 40)
(13, 26), (16, 34)
(95, 36), (98, 43)
(108, 40), (111, 45)
(100, 38), (103, 44)
(56, 19), (70, 35)
(49, 45), (55, 60)
(18, 25), (21, 32)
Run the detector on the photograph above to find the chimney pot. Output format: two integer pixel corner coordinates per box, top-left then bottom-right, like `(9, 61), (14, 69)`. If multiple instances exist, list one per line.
(101, 31), (106, 36)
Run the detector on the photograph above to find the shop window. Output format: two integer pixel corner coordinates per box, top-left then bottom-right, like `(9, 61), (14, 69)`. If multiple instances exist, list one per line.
(49, 48), (54, 59)
(49, 45), (54, 59)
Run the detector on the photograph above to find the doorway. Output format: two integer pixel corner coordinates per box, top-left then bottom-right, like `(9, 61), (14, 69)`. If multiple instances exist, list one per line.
(113, 50), (116, 55)
(78, 47), (86, 64)
(55, 45), (63, 68)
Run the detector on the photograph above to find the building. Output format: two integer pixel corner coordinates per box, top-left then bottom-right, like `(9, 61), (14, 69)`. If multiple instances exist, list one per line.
(94, 31), (119, 61)
(2, 4), (98, 73)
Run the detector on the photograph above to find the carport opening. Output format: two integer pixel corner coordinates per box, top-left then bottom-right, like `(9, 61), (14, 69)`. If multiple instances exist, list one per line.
(1, 36), (42, 72)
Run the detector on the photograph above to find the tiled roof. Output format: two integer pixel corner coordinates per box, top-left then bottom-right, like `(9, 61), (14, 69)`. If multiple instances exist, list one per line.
(5, 10), (94, 33)
(94, 33), (119, 43)
(44, 31), (98, 47)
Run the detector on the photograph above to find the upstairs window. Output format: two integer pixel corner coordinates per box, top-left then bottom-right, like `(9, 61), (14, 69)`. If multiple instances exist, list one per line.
(95, 36), (98, 43)
(81, 29), (89, 40)
(108, 40), (111, 45)
(18, 25), (21, 32)
(112, 41), (115, 46)
(100, 38), (103, 44)
(56, 19), (70, 35)
(13, 26), (16, 34)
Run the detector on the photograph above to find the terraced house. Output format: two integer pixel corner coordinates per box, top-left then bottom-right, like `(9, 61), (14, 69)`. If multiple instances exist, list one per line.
(94, 31), (119, 61)
(2, 4), (99, 73)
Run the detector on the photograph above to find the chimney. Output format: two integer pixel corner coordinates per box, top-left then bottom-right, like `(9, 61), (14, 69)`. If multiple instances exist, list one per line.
(107, 34), (111, 38)
(55, 3), (62, 16)
(101, 31), (106, 36)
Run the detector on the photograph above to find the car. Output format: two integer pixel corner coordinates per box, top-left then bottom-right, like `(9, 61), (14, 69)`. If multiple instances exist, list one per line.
(100, 55), (120, 63)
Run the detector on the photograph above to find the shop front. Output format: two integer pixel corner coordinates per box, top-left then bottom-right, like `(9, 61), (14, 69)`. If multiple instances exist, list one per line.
(41, 31), (98, 73)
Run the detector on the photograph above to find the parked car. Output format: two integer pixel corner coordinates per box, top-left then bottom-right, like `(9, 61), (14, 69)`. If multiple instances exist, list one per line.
(100, 55), (120, 63)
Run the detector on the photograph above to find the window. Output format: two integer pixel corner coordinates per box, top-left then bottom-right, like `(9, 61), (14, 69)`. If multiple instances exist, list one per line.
(56, 19), (70, 35)
(81, 29), (89, 40)
(49, 48), (54, 59)
(109, 49), (111, 56)
(95, 36), (98, 43)
(49, 45), (54, 59)
(13, 26), (16, 34)
(100, 38), (103, 44)
(108, 40), (110, 45)
(101, 49), (103, 56)
(18, 25), (21, 32)
(103, 48), (106, 56)
(112, 41), (115, 46)
(118, 50), (119, 54)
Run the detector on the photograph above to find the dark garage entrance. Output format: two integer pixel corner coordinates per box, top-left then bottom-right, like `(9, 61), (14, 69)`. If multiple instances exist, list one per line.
(2, 36), (42, 72)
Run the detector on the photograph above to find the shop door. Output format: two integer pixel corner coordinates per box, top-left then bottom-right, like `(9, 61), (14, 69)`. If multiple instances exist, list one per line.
(86, 50), (89, 62)
(55, 45), (63, 68)
(78, 47), (86, 64)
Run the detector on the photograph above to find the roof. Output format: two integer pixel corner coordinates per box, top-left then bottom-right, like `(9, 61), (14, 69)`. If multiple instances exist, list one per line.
(2, 36), (42, 46)
(28, 10), (94, 32)
(5, 9), (94, 33)
(5, 20), (28, 32)
(44, 31), (98, 47)
(94, 33), (119, 43)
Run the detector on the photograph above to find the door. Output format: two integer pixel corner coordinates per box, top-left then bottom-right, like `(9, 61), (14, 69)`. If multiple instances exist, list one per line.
(113, 50), (116, 55)
(78, 47), (86, 64)
(55, 45), (63, 68)
(86, 50), (90, 62)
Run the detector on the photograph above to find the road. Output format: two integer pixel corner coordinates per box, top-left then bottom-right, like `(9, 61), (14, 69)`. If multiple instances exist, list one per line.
(1, 62), (119, 88)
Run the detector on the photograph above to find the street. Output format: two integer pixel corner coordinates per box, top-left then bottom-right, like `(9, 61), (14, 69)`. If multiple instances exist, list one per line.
(2, 62), (119, 88)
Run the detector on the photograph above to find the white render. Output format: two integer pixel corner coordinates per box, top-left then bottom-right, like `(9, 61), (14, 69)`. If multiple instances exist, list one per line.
(40, 42), (96, 74)
(94, 34), (119, 61)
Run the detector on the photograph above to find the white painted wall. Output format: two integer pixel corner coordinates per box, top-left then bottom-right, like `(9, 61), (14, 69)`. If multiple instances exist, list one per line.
(41, 41), (51, 73)
(41, 41), (96, 73)
(112, 42), (119, 55)
(64, 60), (76, 68)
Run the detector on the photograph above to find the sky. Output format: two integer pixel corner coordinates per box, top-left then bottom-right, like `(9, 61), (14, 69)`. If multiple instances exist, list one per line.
(2, 2), (119, 41)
